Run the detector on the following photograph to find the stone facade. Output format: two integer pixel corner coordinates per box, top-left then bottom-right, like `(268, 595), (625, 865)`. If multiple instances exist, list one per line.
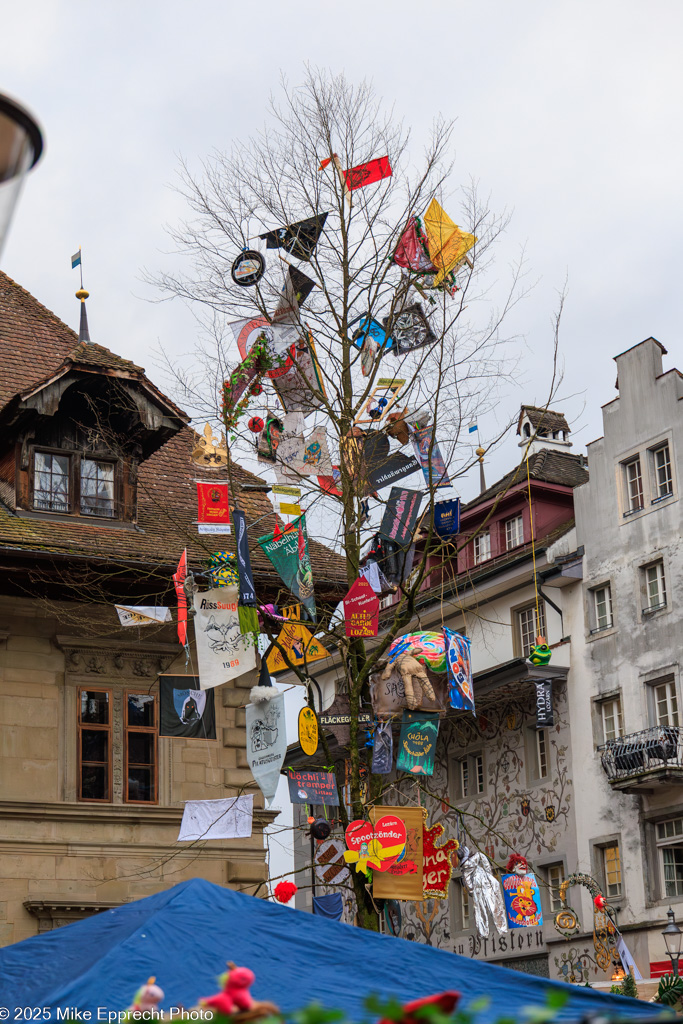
(0, 595), (273, 947)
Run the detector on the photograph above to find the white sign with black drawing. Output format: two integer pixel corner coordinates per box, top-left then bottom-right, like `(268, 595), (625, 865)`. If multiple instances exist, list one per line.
(192, 586), (257, 690)
(245, 691), (286, 805)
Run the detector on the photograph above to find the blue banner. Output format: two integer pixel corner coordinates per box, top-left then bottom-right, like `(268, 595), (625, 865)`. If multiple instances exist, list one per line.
(502, 871), (543, 929)
(434, 498), (460, 537)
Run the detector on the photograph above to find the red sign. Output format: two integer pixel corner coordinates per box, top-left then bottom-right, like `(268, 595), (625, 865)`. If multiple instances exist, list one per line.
(344, 815), (407, 873)
(422, 821), (459, 899)
(343, 577), (379, 637)
(345, 155), (392, 191)
(196, 481), (230, 524)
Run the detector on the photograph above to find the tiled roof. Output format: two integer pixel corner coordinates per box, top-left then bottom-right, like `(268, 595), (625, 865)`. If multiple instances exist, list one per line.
(517, 405), (570, 435)
(0, 271), (84, 407)
(0, 272), (346, 594)
(467, 450), (588, 509)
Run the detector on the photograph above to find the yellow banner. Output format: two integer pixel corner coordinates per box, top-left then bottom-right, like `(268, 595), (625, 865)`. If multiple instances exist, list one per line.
(371, 805), (426, 901)
(266, 607), (331, 672)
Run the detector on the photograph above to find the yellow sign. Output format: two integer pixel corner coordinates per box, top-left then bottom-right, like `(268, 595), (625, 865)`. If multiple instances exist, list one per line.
(266, 606), (331, 673)
(298, 706), (319, 756)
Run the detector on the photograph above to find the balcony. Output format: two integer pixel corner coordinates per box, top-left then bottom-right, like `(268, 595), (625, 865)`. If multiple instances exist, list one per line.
(599, 726), (683, 792)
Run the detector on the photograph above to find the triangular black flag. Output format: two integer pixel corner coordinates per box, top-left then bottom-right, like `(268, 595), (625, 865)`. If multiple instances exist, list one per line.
(259, 213), (328, 261)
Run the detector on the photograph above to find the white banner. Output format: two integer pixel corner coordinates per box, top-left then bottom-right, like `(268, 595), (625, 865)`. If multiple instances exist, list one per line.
(197, 523), (232, 535)
(115, 605), (172, 627)
(177, 795), (253, 841)
(245, 691), (286, 806)
(192, 586), (257, 689)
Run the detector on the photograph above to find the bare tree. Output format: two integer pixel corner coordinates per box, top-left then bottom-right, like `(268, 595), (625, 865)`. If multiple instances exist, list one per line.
(150, 68), (559, 929)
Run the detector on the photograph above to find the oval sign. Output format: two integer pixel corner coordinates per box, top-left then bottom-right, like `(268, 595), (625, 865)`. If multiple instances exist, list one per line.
(231, 249), (265, 287)
(298, 706), (319, 756)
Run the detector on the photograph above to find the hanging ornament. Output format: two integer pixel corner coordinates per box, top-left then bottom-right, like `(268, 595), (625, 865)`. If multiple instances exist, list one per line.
(231, 249), (266, 287)
(273, 881), (298, 903)
(528, 636), (552, 666)
(250, 382), (263, 396)
(311, 818), (331, 841)
(248, 415), (265, 433)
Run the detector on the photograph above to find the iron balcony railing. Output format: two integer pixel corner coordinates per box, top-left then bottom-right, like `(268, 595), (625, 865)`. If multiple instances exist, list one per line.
(599, 725), (682, 782)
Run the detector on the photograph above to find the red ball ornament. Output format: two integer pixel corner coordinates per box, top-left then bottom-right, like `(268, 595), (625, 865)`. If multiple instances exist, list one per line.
(248, 416), (264, 433)
(250, 383), (263, 396)
(274, 881), (298, 904)
(594, 894), (607, 909)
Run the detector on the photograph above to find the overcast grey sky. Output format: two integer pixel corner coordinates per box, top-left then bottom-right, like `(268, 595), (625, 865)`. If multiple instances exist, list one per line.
(3, 0), (683, 497)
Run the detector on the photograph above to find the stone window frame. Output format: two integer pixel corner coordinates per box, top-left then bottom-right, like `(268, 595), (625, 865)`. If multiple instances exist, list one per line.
(615, 432), (677, 526)
(58, 636), (176, 805)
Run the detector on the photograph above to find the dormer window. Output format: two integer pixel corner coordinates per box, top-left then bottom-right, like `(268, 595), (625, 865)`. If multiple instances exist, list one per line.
(81, 458), (116, 518)
(34, 451), (71, 513)
(31, 448), (119, 520)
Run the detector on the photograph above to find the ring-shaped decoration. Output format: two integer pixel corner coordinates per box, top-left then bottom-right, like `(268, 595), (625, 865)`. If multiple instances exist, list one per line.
(231, 249), (265, 287)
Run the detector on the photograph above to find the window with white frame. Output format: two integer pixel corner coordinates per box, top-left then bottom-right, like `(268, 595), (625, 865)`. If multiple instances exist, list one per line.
(457, 757), (469, 798)
(474, 753), (485, 794)
(602, 842), (622, 897)
(455, 753), (484, 798)
(460, 881), (470, 928)
(657, 818), (683, 898)
(505, 514), (524, 550)
(473, 531), (491, 565)
(546, 862), (565, 913)
(643, 560), (667, 612)
(591, 584), (613, 632)
(600, 697), (624, 742)
(651, 443), (673, 501)
(652, 678), (679, 728)
(517, 602), (547, 657)
(527, 727), (549, 783)
(81, 458), (116, 518)
(622, 456), (644, 514)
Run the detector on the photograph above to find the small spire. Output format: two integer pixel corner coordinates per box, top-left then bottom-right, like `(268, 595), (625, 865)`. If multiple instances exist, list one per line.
(75, 287), (91, 344)
(476, 446), (486, 493)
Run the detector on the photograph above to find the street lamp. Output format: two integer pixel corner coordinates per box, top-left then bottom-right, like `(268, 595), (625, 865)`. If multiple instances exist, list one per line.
(0, 92), (43, 260)
(662, 907), (683, 976)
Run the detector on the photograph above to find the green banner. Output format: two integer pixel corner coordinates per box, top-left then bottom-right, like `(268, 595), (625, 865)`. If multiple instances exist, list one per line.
(396, 710), (439, 776)
(257, 514), (316, 622)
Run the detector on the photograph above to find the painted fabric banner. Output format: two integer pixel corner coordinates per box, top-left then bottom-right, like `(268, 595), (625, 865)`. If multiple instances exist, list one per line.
(343, 577), (379, 637)
(115, 605), (171, 627)
(444, 628), (475, 713)
(534, 679), (554, 728)
(434, 498), (460, 538)
(287, 769), (339, 805)
(411, 426), (451, 489)
(502, 871), (543, 929)
(177, 795), (253, 841)
(233, 508), (257, 606)
(371, 805), (425, 901)
(379, 487), (422, 547)
(371, 719), (393, 774)
(196, 481), (231, 534)
(245, 691), (286, 806)
(396, 711), (439, 776)
(159, 675), (216, 739)
(257, 514), (316, 621)
(422, 822), (459, 898)
(192, 586), (257, 689)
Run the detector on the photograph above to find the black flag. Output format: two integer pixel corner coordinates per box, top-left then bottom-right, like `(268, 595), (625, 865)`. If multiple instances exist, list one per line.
(159, 676), (216, 739)
(259, 213), (329, 261)
(534, 679), (554, 728)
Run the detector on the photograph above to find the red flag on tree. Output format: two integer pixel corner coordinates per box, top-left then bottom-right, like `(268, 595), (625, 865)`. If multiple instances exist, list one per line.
(344, 155), (392, 190)
(172, 549), (188, 646)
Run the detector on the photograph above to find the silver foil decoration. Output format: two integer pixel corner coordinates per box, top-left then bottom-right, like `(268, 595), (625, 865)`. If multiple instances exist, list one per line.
(460, 848), (509, 938)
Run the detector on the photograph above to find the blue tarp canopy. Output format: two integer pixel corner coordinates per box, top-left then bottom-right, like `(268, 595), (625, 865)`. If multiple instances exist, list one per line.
(0, 879), (665, 1022)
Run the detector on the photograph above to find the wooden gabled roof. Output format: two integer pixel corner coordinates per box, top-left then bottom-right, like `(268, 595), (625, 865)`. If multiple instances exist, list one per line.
(0, 272), (346, 594)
